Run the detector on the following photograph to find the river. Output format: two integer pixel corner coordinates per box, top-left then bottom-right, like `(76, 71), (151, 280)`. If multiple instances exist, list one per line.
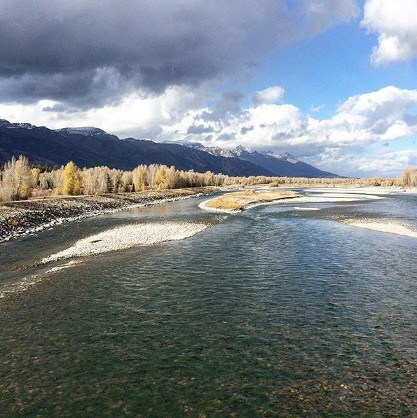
(1, 189), (416, 416)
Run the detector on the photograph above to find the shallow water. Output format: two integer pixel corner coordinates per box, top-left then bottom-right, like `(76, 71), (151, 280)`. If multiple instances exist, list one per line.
(1, 190), (417, 416)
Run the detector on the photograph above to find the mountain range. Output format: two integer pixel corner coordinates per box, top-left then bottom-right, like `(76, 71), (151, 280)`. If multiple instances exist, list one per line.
(0, 119), (338, 178)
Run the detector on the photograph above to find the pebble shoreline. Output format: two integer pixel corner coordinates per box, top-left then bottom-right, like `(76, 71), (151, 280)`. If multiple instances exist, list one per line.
(0, 189), (210, 243)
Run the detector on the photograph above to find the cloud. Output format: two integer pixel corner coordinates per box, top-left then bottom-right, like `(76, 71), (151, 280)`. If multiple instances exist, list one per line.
(304, 0), (359, 35)
(252, 86), (285, 107)
(161, 86), (417, 176)
(240, 126), (254, 135)
(313, 86), (417, 146)
(200, 91), (244, 122)
(0, 85), (208, 138)
(308, 149), (417, 177)
(2, 83), (416, 176)
(187, 124), (214, 135)
(362, 0), (417, 66)
(0, 68), (131, 109)
(3, 83), (416, 153)
(0, 0), (358, 108)
(217, 133), (236, 141)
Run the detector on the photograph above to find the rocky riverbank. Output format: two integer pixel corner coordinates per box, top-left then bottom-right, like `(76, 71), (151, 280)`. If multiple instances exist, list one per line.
(0, 188), (214, 243)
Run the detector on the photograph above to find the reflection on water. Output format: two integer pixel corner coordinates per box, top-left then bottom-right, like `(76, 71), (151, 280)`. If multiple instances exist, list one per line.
(1, 191), (417, 416)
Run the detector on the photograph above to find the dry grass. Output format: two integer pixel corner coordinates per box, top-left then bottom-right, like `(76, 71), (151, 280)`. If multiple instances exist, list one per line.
(205, 189), (300, 211)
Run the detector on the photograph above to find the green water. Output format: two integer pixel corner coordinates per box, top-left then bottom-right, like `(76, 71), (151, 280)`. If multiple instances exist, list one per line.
(1, 191), (417, 417)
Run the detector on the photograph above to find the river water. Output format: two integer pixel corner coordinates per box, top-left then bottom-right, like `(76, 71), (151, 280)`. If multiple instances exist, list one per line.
(1, 189), (417, 417)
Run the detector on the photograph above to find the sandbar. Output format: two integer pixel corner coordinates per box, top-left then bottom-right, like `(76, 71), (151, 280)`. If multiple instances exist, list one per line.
(42, 221), (208, 263)
(342, 220), (417, 239)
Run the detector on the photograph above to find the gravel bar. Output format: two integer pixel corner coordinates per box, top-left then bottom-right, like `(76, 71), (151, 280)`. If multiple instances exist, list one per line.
(0, 188), (213, 243)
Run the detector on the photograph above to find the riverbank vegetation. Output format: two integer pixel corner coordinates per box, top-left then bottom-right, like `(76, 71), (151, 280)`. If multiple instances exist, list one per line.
(0, 155), (415, 203)
(397, 166), (417, 188)
(0, 156), (239, 202)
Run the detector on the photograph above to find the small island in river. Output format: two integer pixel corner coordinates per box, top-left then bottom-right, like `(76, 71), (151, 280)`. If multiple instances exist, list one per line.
(200, 189), (300, 212)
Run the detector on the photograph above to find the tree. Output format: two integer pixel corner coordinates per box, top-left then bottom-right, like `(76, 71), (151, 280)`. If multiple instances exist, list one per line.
(398, 166), (417, 187)
(62, 161), (82, 195)
(106, 172), (113, 193)
(0, 155), (32, 200)
(154, 165), (169, 189)
(132, 165), (148, 191)
(113, 173), (123, 193)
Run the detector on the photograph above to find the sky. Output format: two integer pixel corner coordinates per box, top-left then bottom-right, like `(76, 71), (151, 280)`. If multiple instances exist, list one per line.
(0, 0), (416, 177)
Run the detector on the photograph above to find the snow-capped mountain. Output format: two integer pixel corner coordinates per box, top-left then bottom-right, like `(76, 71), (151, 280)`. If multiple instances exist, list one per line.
(183, 144), (338, 178)
(0, 120), (274, 176)
(0, 119), (339, 177)
(56, 127), (109, 137)
(0, 119), (35, 130)
(233, 145), (257, 156)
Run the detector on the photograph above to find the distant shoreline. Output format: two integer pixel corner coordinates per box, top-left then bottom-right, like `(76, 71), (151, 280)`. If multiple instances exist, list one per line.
(0, 188), (217, 243)
(199, 186), (417, 239)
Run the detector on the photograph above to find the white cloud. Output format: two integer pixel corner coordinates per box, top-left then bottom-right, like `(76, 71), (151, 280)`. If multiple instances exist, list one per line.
(309, 149), (417, 177)
(314, 86), (417, 145)
(0, 85), (210, 138)
(167, 86), (417, 175)
(252, 86), (285, 107)
(179, 86), (417, 152)
(362, 0), (417, 66)
(1, 84), (416, 177)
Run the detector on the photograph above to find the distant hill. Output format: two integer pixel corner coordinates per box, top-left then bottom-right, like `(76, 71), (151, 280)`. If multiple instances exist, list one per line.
(0, 119), (338, 177)
(232, 147), (338, 178)
(181, 143), (339, 178)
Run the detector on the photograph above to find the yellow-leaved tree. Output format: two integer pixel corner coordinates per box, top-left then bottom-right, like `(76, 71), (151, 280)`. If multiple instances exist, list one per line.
(0, 155), (32, 200)
(154, 165), (169, 189)
(62, 161), (82, 195)
(132, 165), (148, 191)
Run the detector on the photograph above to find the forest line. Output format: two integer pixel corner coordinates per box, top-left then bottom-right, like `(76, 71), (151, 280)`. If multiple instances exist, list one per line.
(0, 155), (416, 202)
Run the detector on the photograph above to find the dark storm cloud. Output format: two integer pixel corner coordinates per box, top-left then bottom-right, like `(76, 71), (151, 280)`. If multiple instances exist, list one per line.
(0, 68), (134, 108)
(0, 0), (357, 108)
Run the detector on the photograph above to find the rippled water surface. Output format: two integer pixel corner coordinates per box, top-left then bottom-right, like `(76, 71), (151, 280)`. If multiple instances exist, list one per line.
(1, 191), (417, 417)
